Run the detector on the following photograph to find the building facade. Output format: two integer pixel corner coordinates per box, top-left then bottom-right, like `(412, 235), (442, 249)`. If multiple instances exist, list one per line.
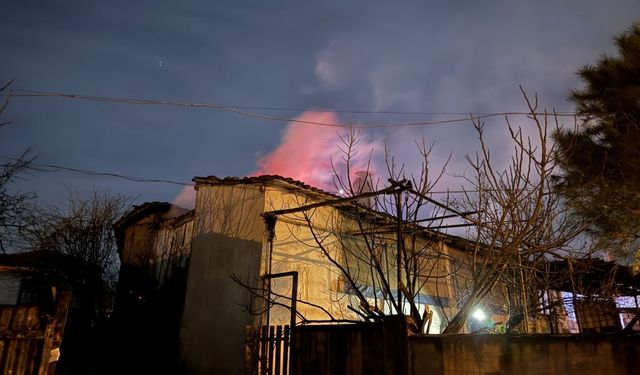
(117, 175), (611, 373)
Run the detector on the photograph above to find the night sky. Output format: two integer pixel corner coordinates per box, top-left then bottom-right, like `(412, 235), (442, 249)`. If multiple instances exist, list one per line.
(1, 0), (639, 209)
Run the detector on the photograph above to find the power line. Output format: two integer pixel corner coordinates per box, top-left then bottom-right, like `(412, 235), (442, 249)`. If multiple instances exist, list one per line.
(9, 89), (576, 116)
(1, 156), (535, 196)
(0, 156), (194, 187)
(4, 89), (579, 129)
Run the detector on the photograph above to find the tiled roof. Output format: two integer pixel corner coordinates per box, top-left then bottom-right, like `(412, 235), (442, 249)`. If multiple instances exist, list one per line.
(113, 201), (173, 230)
(192, 175), (339, 198)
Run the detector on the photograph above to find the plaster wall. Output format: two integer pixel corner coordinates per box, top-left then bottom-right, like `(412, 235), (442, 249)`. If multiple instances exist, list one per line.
(179, 184), (265, 374)
(264, 186), (456, 327)
(179, 232), (262, 375)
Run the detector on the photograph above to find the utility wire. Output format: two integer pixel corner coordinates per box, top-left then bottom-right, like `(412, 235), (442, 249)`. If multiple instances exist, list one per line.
(1, 156), (543, 196)
(5, 89), (578, 129)
(2, 88), (565, 192)
(0, 156), (194, 187)
(9, 89), (576, 116)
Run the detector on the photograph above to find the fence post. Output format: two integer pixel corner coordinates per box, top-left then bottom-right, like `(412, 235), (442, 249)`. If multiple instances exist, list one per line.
(37, 291), (71, 375)
(382, 316), (409, 375)
(245, 326), (260, 375)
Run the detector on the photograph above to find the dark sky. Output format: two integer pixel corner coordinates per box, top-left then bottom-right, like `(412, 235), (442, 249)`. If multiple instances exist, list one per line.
(1, 0), (639, 208)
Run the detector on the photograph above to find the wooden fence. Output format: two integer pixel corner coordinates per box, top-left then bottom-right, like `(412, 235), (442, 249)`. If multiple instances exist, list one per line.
(245, 325), (291, 375)
(0, 292), (71, 375)
(291, 318), (408, 375)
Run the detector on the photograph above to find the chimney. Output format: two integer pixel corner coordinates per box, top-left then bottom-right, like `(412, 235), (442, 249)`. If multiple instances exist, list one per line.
(353, 171), (374, 208)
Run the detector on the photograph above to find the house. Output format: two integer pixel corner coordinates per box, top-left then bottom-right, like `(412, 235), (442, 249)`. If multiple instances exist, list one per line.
(541, 259), (640, 333)
(0, 250), (99, 309)
(113, 202), (193, 373)
(114, 174), (640, 374)
(114, 201), (192, 313)
(0, 251), (76, 374)
(115, 175), (507, 373)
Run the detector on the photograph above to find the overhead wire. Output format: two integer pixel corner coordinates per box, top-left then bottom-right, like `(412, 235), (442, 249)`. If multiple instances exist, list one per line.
(1, 88), (568, 194)
(1, 156), (543, 196)
(4, 89), (579, 129)
(0, 156), (194, 187)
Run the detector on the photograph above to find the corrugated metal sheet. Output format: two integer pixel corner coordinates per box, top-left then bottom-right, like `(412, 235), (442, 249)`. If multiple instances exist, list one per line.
(0, 306), (44, 375)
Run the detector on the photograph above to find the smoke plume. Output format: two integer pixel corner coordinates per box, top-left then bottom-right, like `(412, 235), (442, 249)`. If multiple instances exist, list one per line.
(174, 186), (196, 209)
(173, 111), (381, 207)
(253, 111), (381, 191)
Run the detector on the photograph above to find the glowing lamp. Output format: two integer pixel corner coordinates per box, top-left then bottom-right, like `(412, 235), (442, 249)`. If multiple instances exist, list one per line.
(472, 308), (486, 321)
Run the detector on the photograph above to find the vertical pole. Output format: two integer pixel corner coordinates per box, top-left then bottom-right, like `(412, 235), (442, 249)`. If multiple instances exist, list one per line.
(517, 252), (530, 333)
(263, 213), (277, 329)
(568, 260), (582, 333)
(38, 291), (71, 375)
(290, 272), (298, 336)
(265, 237), (274, 329)
(395, 190), (403, 313)
(290, 272), (298, 373)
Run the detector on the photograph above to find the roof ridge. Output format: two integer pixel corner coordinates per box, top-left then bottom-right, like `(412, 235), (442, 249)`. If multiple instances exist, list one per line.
(192, 174), (338, 198)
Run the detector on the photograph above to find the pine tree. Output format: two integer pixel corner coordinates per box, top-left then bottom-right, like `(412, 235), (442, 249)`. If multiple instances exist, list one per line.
(555, 22), (640, 265)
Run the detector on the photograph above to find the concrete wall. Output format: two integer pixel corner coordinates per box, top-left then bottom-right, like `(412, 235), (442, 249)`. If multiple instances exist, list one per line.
(409, 333), (640, 375)
(179, 184), (265, 374)
(294, 318), (640, 375)
(179, 233), (262, 375)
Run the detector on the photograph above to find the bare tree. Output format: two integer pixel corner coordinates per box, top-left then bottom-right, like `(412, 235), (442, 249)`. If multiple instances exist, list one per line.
(0, 152), (37, 252)
(254, 129), (464, 333)
(29, 192), (131, 297)
(240, 93), (588, 335)
(442, 89), (585, 333)
(0, 79), (14, 128)
(0, 80), (37, 252)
